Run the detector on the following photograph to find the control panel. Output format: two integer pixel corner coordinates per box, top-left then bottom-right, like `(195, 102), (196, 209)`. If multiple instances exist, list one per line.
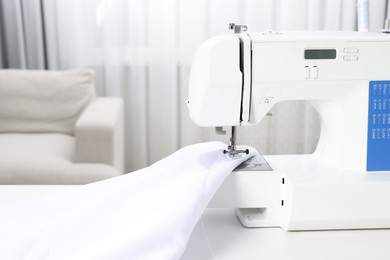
(367, 80), (390, 171)
(303, 47), (360, 80)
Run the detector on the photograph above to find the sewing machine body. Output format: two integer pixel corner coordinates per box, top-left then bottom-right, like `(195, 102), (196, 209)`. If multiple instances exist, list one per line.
(187, 31), (390, 230)
(210, 154), (390, 231)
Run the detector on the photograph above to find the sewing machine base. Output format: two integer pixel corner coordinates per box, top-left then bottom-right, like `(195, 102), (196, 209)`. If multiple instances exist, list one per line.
(209, 154), (390, 231)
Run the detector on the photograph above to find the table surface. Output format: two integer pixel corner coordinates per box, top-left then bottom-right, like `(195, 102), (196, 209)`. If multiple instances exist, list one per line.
(181, 208), (390, 260)
(1, 186), (390, 260)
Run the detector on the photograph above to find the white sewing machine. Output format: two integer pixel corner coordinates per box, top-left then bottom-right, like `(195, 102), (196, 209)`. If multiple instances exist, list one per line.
(187, 25), (390, 231)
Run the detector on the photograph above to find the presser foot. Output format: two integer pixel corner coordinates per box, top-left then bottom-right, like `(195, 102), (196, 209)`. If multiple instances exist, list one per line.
(223, 126), (249, 158)
(223, 147), (249, 158)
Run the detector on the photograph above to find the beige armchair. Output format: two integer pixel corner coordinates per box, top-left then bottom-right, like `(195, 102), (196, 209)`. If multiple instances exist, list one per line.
(0, 69), (124, 184)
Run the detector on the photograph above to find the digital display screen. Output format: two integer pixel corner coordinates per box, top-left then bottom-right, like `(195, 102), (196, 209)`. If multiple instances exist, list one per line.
(304, 49), (337, 60)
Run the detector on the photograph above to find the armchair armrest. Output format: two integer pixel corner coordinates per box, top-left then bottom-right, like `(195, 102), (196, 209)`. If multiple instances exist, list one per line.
(75, 98), (124, 173)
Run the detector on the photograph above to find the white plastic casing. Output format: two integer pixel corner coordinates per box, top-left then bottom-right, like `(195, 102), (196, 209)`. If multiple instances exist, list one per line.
(191, 31), (390, 231)
(187, 35), (242, 127)
(189, 31), (390, 172)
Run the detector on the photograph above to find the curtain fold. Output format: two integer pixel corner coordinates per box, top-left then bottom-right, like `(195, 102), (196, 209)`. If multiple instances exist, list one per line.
(0, 1), (5, 68)
(0, 0), (26, 68)
(0, 0), (47, 69)
(1, 0), (389, 171)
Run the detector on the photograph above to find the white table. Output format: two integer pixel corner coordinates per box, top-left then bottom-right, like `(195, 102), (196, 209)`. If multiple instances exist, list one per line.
(182, 209), (390, 260)
(1, 186), (390, 260)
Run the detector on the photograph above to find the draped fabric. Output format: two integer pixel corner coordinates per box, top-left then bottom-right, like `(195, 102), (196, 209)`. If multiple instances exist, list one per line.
(1, 0), (389, 171)
(0, 142), (255, 259)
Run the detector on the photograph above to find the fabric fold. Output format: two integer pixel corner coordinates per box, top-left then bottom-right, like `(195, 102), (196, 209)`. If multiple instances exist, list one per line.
(0, 141), (257, 260)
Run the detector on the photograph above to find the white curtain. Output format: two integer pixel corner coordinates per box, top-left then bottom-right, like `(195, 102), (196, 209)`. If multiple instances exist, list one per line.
(0, 0), (47, 69)
(39, 0), (389, 172)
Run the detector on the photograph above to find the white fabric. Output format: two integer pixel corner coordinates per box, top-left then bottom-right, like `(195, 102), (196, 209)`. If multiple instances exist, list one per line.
(0, 133), (120, 184)
(0, 141), (256, 260)
(0, 69), (96, 134)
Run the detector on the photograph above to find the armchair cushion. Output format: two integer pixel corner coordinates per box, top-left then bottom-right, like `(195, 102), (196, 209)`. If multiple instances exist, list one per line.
(0, 69), (124, 184)
(0, 134), (120, 184)
(0, 69), (96, 134)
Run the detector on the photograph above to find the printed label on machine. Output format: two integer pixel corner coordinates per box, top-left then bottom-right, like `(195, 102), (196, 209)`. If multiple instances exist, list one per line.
(233, 156), (273, 171)
(367, 81), (390, 171)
